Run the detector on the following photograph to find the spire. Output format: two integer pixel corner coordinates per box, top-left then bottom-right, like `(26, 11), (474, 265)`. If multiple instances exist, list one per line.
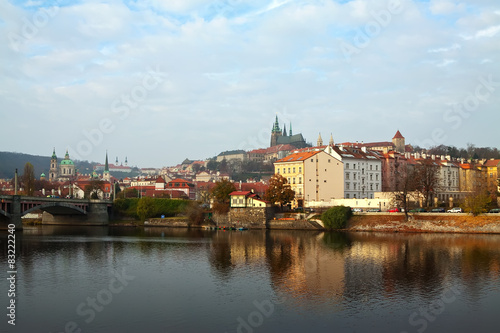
(105, 151), (109, 172)
(272, 114), (281, 133)
(283, 124), (287, 136)
(51, 148), (57, 159)
(289, 122), (292, 136)
(317, 133), (323, 146)
(64, 149), (69, 160)
(116, 156), (118, 164)
(125, 156), (128, 166)
(329, 133), (334, 146)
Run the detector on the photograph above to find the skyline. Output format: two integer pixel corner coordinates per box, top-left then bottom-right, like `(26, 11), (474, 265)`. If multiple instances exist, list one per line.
(1, 0), (499, 168)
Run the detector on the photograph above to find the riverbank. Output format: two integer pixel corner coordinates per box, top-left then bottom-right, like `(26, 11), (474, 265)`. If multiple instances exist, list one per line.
(347, 213), (500, 234)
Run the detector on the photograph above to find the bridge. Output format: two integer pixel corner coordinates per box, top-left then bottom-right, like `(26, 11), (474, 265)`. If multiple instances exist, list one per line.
(0, 195), (112, 230)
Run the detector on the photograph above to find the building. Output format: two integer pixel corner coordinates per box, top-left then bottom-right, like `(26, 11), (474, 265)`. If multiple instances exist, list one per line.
(229, 191), (271, 208)
(482, 159), (500, 194)
(327, 145), (383, 199)
(49, 148), (76, 182)
(274, 149), (344, 208)
(339, 130), (412, 154)
(166, 178), (196, 200)
(270, 115), (309, 149)
(216, 150), (247, 162)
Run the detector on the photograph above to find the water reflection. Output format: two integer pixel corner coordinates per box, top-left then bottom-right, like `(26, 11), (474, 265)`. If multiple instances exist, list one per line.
(1, 226), (499, 332)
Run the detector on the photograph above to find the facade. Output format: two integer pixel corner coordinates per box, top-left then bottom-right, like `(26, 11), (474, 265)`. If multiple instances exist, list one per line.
(167, 178), (196, 200)
(274, 150), (344, 207)
(482, 159), (500, 194)
(49, 149), (76, 182)
(229, 191), (271, 208)
(328, 146), (383, 199)
(216, 150), (247, 162)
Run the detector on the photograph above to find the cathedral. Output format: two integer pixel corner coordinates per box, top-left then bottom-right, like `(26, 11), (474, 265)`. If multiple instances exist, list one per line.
(49, 148), (76, 182)
(270, 115), (310, 149)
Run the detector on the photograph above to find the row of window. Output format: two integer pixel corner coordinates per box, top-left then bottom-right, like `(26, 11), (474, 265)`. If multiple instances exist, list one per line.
(346, 163), (379, 171)
(345, 173), (379, 181)
(345, 183), (379, 191)
(277, 166), (303, 174)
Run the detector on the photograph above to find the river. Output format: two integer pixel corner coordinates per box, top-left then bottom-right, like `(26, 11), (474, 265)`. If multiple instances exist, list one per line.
(1, 226), (499, 333)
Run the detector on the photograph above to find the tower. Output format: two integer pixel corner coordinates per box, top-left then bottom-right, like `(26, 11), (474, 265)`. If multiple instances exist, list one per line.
(317, 133), (323, 146)
(49, 148), (58, 182)
(103, 151), (110, 181)
(329, 133), (334, 146)
(124, 156), (128, 166)
(59, 149), (75, 180)
(270, 115), (282, 147)
(283, 124), (287, 137)
(392, 130), (405, 154)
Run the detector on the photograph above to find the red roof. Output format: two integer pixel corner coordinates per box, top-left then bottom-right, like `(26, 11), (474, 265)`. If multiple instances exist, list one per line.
(393, 130), (404, 139)
(483, 159), (500, 167)
(229, 191), (252, 196)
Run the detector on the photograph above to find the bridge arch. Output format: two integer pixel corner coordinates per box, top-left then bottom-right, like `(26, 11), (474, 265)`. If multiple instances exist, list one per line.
(0, 208), (10, 218)
(23, 202), (88, 216)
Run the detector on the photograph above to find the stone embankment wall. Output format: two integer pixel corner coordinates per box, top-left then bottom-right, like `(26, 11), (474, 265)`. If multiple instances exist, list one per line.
(347, 213), (500, 233)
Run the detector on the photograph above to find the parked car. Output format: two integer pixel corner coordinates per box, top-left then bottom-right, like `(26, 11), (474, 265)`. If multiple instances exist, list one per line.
(489, 208), (500, 213)
(388, 208), (400, 213)
(367, 208), (381, 212)
(431, 208), (446, 213)
(447, 207), (463, 213)
(409, 208), (426, 213)
(352, 208), (363, 212)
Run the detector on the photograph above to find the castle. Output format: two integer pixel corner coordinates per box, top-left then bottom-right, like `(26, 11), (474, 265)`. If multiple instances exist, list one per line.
(270, 115), (310, 149)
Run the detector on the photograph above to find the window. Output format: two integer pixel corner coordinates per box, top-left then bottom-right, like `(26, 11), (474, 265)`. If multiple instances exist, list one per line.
(299, 177), (302, 184)
(288, 178), (291, 183)
(376, 174), (379, 181)
(293, 178), (296, 184)
(346, 173), (350, 180)
(293, 167), (296, 173)
(370, 184), (373, 190)
(346, 194), (350, 198)
(346, 182), (350, 189)
(288, 168), (290, 173)
(370, 174), (373, 181)
(277, 168), (280, 174)
(353, 174), (356, 180)
(299, 167), (302, 173)
(311, 159), (314, 162)
(328, 159), (331, 163)
(346, 163), (349, 169)
(370, 165), (372, 170)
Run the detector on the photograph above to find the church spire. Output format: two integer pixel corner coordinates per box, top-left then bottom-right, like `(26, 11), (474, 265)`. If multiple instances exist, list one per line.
(283, 123), (287, 136)
(272, 114), (281, 133)
(329, 133), (334, 146)
(289, 122), (292, 136)
(105, 151), (109, 172)
(317, 133), (323, 146)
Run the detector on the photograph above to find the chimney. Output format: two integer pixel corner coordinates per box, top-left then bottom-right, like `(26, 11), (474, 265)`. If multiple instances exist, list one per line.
(361, 146), (367, 153)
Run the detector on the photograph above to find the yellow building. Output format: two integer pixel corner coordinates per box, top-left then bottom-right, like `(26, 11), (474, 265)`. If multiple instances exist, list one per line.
(274, 150), (344, 208)
(482, 159), (500, 193)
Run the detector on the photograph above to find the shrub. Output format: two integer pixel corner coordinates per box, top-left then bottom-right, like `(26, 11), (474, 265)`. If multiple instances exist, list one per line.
(321, 206), (352, 230)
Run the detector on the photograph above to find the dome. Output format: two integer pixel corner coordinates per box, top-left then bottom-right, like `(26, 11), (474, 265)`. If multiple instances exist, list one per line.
(40, 173), (46, 177)
(61, 159), (74, 165)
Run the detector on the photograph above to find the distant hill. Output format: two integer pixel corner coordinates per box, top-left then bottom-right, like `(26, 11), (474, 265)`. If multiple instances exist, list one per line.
(0, 151), (96, 179)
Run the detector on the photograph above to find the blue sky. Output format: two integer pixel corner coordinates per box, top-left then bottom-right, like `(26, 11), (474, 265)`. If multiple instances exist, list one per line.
(1, 0), (499, 168)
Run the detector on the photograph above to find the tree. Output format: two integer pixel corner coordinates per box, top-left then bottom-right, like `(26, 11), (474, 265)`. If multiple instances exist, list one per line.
(264, 174), (295, 209)
(463, 185), (492, 216)
(137, 196), (155, 221)
(211, 179), (236, 214)
(84, 179), (105, 199)
(321, 206), (352, 230)
(392, 165), (419, 221)
(185, 201), (205, 226)
(414, 160), (441, 208)
(206, 158), (219, 171)
(22, 162), (36, 196)
(118, 187), (139, 199)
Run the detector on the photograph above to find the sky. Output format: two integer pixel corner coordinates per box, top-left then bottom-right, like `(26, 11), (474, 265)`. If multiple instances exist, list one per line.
(0, 0), (499, 168)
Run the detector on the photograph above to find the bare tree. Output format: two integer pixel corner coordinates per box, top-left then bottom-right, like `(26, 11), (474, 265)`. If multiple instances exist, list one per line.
(414, 160), (441, 208)
(22, 162), (36, 196)
(393, 165), (419, 221)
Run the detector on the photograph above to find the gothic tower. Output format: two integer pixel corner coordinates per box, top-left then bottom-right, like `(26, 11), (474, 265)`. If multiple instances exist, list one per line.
(103, 151), (110, 181)
(329, 133), (334, 146)
(392, 130), (405, 154)
(49, 148), (58, 182)
(270, 115), (282, 147)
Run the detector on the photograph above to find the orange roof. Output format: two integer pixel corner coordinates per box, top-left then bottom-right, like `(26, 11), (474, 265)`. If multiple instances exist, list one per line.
(275, 151), (320, 163)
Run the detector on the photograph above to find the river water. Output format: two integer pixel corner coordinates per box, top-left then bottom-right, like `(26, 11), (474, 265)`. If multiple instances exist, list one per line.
(1, 226), (499, 333)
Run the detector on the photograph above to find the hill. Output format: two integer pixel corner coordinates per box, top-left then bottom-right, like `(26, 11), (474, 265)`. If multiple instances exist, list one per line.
(0, 151), (96, 179)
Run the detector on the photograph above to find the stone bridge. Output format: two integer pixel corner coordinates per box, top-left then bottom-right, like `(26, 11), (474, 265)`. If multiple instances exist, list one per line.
(0, 195), (111, 230)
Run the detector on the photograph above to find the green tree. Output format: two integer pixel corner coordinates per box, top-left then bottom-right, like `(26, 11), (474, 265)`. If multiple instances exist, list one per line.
(22, 162), (36, 196)
(185, 201), (205, 226)
(264, 174), (295, 209)
(321, 206), (352, 230)
(137, 196), (155, 221)
(211, 179), (236, 214)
